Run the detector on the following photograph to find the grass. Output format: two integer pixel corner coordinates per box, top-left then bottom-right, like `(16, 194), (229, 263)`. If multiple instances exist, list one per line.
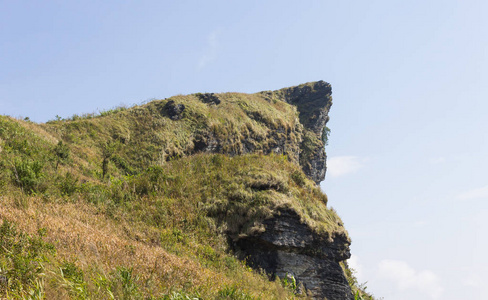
(41, 91), (305, 180)
(341, 261), (376, 300)
(0, 83), (356, 299)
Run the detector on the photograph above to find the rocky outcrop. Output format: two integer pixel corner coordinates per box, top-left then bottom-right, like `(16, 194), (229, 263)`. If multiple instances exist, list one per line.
(189, 122), (302, 168)
(195, 92), (221, 105)
(159, 82), (349, 298)
(163, 100), (186, 120)
(235, 209), (353, 300)
(156, 82), (348, 298)
(189, 81), (332, 184)
(261, 81), (332, 184)
(271, 81), (332, 135)
(165, 81), (354, 300)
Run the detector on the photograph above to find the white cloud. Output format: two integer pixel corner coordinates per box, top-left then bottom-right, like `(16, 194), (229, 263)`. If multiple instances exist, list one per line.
(197, 30), (220, 70)
(458, 185), (488, 201)
(378, 259), (443, 299)
(327, 156), (364, 178)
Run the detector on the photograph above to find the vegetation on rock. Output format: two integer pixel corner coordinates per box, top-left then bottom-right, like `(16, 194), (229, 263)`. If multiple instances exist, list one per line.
(0, 82), (369, 299)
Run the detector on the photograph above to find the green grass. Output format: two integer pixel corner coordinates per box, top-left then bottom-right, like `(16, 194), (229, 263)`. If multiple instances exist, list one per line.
(0, 84), (354, 299)
(40, 91), (305, 180)
(0, 220), (55, 298)
(341, 261), (376, 300)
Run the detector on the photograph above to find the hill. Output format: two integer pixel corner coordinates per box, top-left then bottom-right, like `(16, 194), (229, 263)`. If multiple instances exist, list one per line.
(0, 82), (372, 299)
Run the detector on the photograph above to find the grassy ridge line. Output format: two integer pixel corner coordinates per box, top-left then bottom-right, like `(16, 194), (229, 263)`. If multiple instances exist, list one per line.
(40, 91), (305, 181)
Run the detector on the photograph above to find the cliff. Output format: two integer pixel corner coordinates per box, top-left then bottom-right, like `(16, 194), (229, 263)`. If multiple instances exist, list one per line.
(260, 81), (332, 184)
(235, 82), (354, 299)
(236, 209), (352, 299)
(0, 82), (366, 299)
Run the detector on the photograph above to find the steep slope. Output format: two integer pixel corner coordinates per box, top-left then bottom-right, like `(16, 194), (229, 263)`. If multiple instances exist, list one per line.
(0, 82), (370, 299)
(260, 81), (332, 183)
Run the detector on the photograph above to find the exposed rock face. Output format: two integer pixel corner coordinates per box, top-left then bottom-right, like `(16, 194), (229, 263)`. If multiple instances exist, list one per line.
(301, 144), (327, 186)
(189, 81), (332, 184)
(196, 92), (221, 105)
(261, 81), (332, 184)
(164, 100), (186, 120)
(190, 124), (302, 169)
(273, 81), (332, 136)
(236, 209), (353, 300)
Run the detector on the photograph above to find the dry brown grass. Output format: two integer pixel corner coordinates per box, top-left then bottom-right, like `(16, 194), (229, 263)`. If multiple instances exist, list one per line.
(0, 194), (296, 299)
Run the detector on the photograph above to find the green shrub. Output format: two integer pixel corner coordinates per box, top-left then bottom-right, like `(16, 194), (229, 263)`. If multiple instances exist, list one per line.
(112, 266), (140, 300)
(112, 154), (136, 175)
(280, 273), (297, 291)
(54, 140), (70, 170)
(80, 182), (109, 205)
(58, 172), (79, 196)
(11, 159), (45, 194)
(322, 126), (331, 146)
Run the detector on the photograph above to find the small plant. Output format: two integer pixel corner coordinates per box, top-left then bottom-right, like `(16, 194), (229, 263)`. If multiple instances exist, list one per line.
(59, 261), (88, 298)
(216, 285), (254, 300)
(101, 141), (119, 179)
(355, 291), (364, 300)
(322, 126), (331, 146)
(54, 140), (70, 170)
(99, 106), (127, 117)
(280, 273), (297, 291)
(112, 266), (140, 299)
(60, 261), (84, 283)
(162, 291), (201, 300)
(58, 172), (79, 196)
(92, 272), (115, 299)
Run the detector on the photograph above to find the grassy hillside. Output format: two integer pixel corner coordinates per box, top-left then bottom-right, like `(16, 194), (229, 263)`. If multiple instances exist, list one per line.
(0, 88), (370, 299)
(41, 92), (305, 178)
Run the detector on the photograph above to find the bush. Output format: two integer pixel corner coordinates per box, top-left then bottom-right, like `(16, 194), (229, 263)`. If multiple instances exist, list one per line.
(322, 126), (331, 146)
(54, 140), (70, 170)
(11, 159), (45, 194)
(58, 172), (79, 196)
(280, 273), (297, 291)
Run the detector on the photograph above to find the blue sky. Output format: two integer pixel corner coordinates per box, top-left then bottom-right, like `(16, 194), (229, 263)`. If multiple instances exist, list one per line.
(2, 1), (487, 298)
